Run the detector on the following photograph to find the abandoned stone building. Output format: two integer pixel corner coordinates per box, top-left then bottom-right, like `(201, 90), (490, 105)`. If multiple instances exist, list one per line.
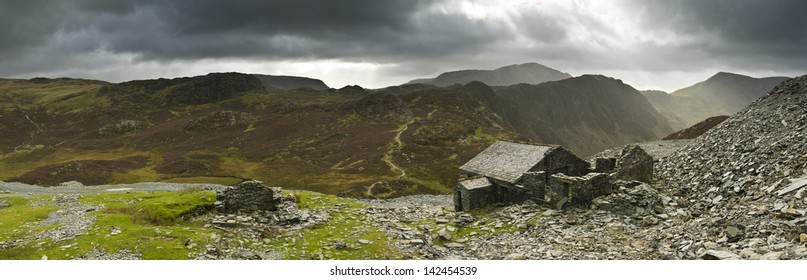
(454, 141), (653, 211)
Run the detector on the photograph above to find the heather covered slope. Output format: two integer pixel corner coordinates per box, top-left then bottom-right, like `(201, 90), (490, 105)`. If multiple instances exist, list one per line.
(0, 74), (519, 198)
(491, 75), (674, 157)
(407, 63), (572, 87)
(662, 115), (729, 140)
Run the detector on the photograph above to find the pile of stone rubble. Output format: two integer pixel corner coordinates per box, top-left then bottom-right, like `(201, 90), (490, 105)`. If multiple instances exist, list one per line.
(198, 181), (329, 259)
(652, 75), (807, 259)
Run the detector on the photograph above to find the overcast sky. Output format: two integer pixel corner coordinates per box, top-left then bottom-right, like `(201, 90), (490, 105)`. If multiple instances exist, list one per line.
(1, 0), (806, 91)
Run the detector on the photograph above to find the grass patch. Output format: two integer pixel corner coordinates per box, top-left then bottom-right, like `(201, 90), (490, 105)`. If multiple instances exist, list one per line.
(0, 190), (217, 260)
(0, 196), (57, 241)
(338, 112), (361, 126)
(266, 191), (402, 260)
(81, 190), (215, 225)
(1, 188), (407, 260)
(63, 190), (216, 259)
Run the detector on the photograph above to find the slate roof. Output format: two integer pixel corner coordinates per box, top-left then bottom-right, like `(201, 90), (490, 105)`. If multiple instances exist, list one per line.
(460, 141), (552, 183)
(458, 177), (493, 190)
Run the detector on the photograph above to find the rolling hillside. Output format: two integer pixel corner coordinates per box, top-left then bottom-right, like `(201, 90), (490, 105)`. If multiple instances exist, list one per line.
(0, 74), (520, 198)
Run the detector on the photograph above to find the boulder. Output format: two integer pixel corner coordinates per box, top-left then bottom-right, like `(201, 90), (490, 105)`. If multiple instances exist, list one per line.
(701, 250), (740, 260)
(98, 120), (144, 136)
(185, 111), (252, 131)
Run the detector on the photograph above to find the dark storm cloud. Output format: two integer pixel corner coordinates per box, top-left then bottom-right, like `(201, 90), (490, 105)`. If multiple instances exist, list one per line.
(1, 0), (805, 88)
(109, 0), (429, 60)
(0, 0), (521, 69)
(630, 0), (807, 71)
(637, 0), (807, 44)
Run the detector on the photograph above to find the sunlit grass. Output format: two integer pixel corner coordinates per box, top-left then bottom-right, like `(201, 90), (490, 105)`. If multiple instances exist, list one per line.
(266, 191), (402, 260)
(0, 190), (217, 260)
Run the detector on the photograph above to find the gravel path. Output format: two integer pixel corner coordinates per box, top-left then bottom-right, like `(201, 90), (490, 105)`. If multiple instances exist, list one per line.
(0, 181), (228, 197)
(0, 194), (98, 251)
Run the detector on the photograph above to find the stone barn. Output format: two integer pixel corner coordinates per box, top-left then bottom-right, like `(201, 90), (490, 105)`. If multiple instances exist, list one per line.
(454, 141), (590, 211)
(454, 141), (656, 211)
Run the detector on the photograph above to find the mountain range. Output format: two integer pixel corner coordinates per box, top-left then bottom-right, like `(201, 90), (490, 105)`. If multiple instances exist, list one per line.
(0, 63), (788, 198)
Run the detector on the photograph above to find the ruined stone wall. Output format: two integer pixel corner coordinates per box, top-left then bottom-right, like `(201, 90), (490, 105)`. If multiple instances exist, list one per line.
(568, 173), (613, 203)
(532, 147), (591, 176)
(545, 179), (570, 209)
(594, 158), (616, 173)
(546, 173), (613, 208)
(497, 184), (531, 205)
(521, 171), (548, 200)
(215, 180), (281, 214)
(614, 145), (654, 183)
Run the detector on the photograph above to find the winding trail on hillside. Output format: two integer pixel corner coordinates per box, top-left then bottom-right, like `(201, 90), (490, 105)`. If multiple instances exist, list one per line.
(384, 119), (413, 179)
(366, 118), (415, 197)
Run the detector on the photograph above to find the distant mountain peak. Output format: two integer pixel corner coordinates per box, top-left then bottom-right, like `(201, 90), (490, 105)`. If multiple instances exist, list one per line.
(706, 71), (751, 81)
(578, 74), (614, 80)
(644, 72), (789, 131)
(675, 72), (789, 97)
(406, 62), (572, 87)
(251, 74), (329, 90)
(495, 62), (560, 71)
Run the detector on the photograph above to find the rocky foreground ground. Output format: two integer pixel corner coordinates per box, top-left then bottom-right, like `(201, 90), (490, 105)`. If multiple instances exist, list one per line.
(3, 177), (804, 260)
(207, 179), (807, 260)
